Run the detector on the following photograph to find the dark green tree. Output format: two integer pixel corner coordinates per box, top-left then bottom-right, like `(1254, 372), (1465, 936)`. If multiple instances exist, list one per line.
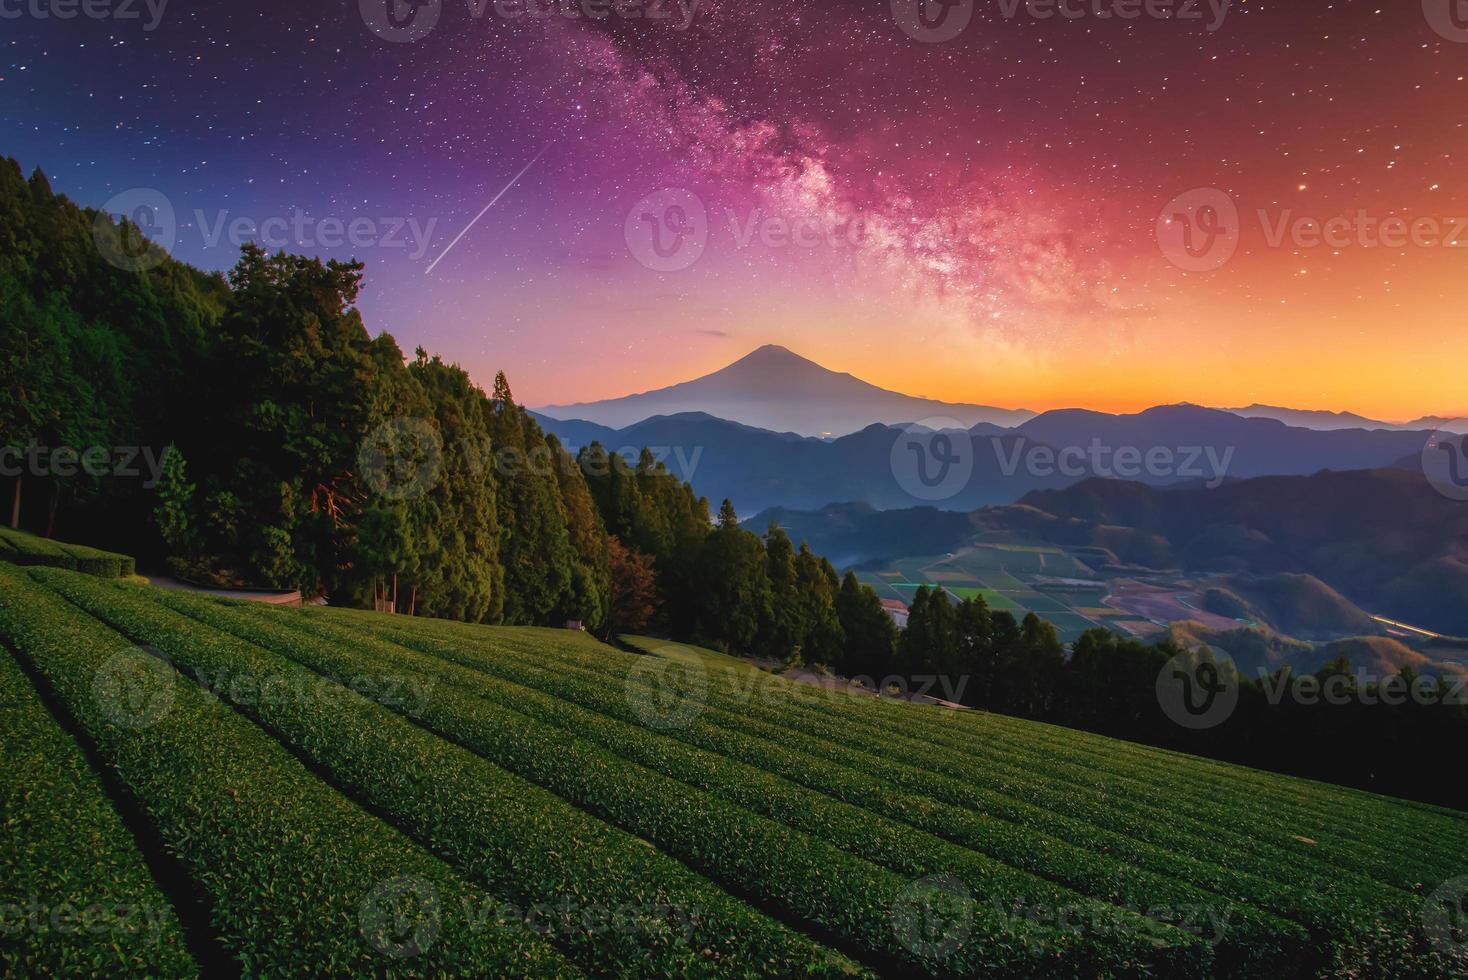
(695, 500), (770, 653)
(834, 571), (897, 678)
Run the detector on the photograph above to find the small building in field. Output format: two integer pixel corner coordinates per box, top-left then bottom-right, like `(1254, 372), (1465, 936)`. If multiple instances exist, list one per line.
(564, 619), (586, 631)
(879, 599), (909, 629)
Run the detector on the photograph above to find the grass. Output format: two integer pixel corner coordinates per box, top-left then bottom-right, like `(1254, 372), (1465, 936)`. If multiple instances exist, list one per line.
(1, 566), (1465, 977)
(621, 634), (762, 676)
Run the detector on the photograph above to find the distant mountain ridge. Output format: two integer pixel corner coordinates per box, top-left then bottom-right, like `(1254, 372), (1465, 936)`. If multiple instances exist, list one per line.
(536, 345), (1465, 438)
(1225, 403), (1468, 434)
(536, 403), (1437, 516)
(534, 345), (1035, 437)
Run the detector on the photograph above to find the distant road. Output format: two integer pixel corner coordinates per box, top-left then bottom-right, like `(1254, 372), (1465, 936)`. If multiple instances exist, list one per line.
(1371, 615), (1442, 639)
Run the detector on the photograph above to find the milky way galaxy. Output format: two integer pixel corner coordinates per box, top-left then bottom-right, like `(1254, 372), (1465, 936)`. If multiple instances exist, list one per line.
(4, 0), (1466, 417)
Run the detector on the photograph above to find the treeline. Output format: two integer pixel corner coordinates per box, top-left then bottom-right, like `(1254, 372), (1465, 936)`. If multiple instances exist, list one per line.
(0, 158), (902, 658)
(0, 161), (226, 541)
(573, 452), (898, 664)
(876, 585), (1468, 809)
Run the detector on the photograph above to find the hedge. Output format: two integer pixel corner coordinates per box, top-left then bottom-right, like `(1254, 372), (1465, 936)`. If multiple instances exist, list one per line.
(0, 528), (133, 577)
(3, 566), (579, 978)
(0, 639), (196, 977)
(210, 598), (1211, 977)
(345, 611), (1443, 964)
(38, 570), (866, 979)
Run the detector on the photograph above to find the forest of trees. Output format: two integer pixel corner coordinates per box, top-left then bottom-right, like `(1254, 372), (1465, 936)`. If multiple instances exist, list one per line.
(0, 157), (896, 664)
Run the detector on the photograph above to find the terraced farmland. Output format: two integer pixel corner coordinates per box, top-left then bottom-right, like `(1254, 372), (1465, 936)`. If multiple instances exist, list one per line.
(3, 564), (1466, 977)
(858, 544), (1125, 642)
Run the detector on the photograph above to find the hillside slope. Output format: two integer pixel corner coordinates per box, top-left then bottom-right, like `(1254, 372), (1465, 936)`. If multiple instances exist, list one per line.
(3, 564), (1467, 976)
(1200, 573), (1384, 642)
(1013, 469), (1468, 635)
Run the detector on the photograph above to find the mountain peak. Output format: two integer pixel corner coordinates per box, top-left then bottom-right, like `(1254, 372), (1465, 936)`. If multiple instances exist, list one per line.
(729, 344), (820, 370)
(534, 344), (1034, 436)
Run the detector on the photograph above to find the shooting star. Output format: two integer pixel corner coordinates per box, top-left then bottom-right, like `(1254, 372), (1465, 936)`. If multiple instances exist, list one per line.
(425, 145), (549, 275)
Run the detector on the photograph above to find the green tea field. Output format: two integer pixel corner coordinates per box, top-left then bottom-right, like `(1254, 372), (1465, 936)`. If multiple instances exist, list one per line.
(3, 564), (1467, 977)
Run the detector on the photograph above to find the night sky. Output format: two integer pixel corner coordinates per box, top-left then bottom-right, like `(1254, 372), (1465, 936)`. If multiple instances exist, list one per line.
(4, 0), (1466, 419)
